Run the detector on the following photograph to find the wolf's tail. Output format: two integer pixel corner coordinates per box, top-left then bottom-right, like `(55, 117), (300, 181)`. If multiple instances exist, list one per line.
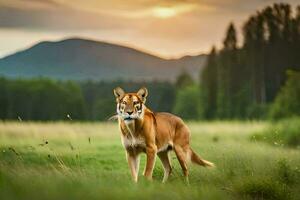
(190, 148), (215, 167)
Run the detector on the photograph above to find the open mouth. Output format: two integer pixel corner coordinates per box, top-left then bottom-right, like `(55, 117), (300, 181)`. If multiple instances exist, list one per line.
(124, 117), (133, 121)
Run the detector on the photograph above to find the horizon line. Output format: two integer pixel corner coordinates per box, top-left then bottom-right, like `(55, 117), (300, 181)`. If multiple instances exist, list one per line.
(0, 36), (208, 60)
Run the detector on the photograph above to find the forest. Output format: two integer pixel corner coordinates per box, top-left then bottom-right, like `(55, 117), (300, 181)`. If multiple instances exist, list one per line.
(0, 78), (176, 121)
(0, 3), (299, 121)
(201, 3), (300, 119)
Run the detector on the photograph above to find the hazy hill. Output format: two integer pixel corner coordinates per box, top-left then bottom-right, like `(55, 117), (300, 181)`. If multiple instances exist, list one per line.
(0, 38), (206, 81)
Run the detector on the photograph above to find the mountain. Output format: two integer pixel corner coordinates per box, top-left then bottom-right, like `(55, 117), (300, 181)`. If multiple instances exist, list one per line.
(0, 38), (206, 81)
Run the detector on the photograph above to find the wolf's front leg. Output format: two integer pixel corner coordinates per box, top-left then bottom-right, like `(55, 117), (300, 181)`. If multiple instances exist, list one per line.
(143, 145), (157, 180)
(126, 151), (140, 182)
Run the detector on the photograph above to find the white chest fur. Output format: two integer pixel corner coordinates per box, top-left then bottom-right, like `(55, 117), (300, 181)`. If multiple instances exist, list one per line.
(122, 136), (146, 149)
(120, 120), (146, 149)
(119, 118), (171, 152)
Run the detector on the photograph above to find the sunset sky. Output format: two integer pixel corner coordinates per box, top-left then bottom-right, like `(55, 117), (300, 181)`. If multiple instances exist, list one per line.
(0, 0), (299, 58)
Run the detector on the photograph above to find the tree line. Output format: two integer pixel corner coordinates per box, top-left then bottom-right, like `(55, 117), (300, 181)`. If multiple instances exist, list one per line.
(200, 3), (300, 119)
(0, 78), (176, 121)
(0, 78), (86, 120)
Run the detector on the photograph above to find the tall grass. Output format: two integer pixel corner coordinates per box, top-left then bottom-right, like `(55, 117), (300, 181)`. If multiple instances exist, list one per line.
(251, 118), (300, 148)
(0, 121), (300, 200)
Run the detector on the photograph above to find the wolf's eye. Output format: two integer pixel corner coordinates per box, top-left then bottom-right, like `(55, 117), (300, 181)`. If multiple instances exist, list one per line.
(133, 101), (138, 105)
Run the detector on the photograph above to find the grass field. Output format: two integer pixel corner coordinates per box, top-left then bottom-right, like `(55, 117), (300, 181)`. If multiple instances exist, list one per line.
(0, 121), (299, 200)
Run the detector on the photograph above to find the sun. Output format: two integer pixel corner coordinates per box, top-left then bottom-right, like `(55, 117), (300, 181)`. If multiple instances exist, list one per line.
(152, 7), (177, 18)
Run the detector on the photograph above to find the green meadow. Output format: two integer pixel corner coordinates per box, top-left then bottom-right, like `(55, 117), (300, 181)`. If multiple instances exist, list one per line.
(0, 121), (299, 200)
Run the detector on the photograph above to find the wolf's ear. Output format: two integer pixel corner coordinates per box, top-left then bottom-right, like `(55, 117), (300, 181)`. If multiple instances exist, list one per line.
(137, 87), (148, 103)
(113, 87), (125, 101)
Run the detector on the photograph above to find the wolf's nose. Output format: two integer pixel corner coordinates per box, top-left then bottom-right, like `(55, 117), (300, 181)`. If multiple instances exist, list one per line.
(127, 111), (133, 115)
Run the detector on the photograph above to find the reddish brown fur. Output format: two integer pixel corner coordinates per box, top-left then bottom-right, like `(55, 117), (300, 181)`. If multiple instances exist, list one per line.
(114, 87), (214, 183)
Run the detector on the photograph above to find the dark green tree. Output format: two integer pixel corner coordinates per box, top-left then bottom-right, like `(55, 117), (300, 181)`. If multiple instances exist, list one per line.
(175, 70), (194, 89)
(269, 71), (300, 119)
(201, 46), (218, 119)
(173, 85), (202, 120)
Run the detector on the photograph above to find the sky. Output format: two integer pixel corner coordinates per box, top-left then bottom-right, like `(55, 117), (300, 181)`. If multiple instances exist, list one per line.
(0, 0), (299, 58)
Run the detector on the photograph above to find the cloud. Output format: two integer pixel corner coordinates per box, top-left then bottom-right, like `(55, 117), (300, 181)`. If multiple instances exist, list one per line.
(0, 1), (134, 31)
(0, 0), (203, 31)
(0, 0), (299, 31)
(22, 0), (59, 6)
(0, 0), (59, 10)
